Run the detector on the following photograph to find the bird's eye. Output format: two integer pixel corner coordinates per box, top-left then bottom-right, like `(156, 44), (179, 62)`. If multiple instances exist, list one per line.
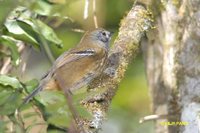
(102, 32), (106, 36)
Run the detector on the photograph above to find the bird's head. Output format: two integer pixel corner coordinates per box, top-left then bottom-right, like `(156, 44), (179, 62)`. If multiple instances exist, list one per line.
(88, 28), (113, 50)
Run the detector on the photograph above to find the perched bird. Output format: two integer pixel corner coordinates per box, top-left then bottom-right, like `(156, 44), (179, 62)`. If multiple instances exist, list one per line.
(24, 28), (112, 103)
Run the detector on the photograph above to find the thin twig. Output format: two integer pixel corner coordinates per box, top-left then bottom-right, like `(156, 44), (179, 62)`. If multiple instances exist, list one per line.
(8, 114), (26, 133)
(139, 114), (168, 123)
(93, 0), (98, 28)
(17, 43), (28, 77)
(0, 42), (25, 74)
(15, 109), (25, 130)
(55, 71), (85, 133)
(0, 57), (11, 74)
(10, 121), (14, 133)
(19, 46), (31, 77)
(84, 0), (89, 19)
(34, 20), (55, 64)
(71, 28), (85, 33)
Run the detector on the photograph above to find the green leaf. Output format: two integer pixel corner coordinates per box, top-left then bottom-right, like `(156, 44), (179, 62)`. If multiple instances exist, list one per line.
(0, 120), (7, 133)
(38, 90), (65, 106)
(33, 19), (63, 48)
(38, 90), (92, 127)
(45, 102), (70, 128)
(24, 79), (39, 92)
(3, 7), (40, 50)
(0, 0), (18, 28)
(16, 19), (62, 48)
(37, 90), (70, 128)
(23, 112), (40, 119)
(47, 112), (70, 128)
(0, 90), (22, 115)
(31, 0), (53, 16)
(0, 75), (23, 89)
(3, 26), (40, 50)
(0, 90), (13, 105)
(0, 36), (20, 66)
(0, 75), (23, 115)
(4, 6), (63, 52)
(16, 19), (40, 43)
(47, 130), (66, 133)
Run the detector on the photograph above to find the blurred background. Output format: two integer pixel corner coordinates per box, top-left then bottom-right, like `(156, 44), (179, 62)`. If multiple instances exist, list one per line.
(0, 0), (154, 132)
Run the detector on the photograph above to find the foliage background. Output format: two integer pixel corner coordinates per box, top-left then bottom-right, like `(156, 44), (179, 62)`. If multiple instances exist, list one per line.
(0, 0), (153, 132)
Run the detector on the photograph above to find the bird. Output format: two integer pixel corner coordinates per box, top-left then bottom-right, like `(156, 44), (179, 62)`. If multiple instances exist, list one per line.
(24, 28), (112, 104)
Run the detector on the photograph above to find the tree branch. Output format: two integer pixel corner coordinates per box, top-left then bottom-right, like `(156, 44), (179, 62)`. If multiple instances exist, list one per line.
(78, 5), (153, 133)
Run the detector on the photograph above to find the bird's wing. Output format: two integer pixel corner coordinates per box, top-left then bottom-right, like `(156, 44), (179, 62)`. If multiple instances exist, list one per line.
(52, 49), (96, 71)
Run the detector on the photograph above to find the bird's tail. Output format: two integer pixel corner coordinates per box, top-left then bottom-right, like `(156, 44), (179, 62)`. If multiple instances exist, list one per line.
(23, 70), (52, 104)
(23, 85), (43, 104)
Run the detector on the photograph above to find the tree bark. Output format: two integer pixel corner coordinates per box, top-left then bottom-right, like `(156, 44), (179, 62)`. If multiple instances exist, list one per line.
(143, 0), (200, 132)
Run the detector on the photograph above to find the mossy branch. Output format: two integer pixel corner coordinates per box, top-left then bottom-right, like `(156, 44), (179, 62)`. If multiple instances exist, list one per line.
(79, 5), (153, 133)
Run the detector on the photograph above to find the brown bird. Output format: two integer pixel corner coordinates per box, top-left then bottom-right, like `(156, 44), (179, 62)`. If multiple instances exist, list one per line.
(24, 28), (112, 103)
